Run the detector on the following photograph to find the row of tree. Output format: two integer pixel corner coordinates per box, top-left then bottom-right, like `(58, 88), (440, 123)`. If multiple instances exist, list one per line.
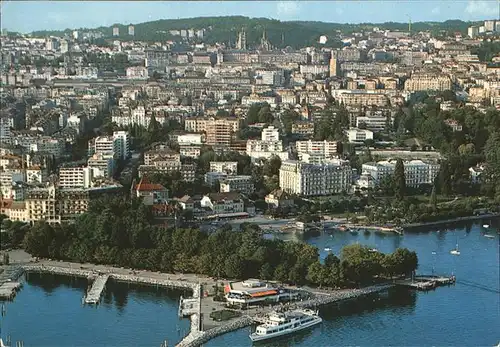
(22, 197), (418, 288)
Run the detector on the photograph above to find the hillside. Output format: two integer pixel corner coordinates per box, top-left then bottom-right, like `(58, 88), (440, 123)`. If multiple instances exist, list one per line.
(30, 16), (477, 49)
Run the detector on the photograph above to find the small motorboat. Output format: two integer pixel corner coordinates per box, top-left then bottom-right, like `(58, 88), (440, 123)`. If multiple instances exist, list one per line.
(324, 247), (332, 252)
(431, 251), (437, 255)
(483, 224), (490, 228)
(369, 248), (378, 253)
(484, 234), (495, 239)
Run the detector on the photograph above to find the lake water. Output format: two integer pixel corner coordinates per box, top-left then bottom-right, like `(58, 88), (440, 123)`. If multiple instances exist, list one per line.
(209, 222), (500, 347)
(1, 222), (498, 347)
(0, 273), (191, 347)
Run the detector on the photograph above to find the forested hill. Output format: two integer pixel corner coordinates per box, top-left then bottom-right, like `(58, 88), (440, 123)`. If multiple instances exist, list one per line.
(29, 16), (477, 48)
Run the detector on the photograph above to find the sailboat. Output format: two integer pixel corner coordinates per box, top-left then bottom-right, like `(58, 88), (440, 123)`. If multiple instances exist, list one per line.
(450, 243), (460, 255)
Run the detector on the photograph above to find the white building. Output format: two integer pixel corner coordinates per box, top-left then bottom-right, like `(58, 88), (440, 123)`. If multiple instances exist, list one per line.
(88, 131), (130, 160)
(219, 175), (254, 195)
(88, 153), (115, 177)
(345, 128), (374, 142)
(279, 159), (352, 196)
(59, 166), (93, 189)
(246, 126), (289, 161)
(179, 144), (201, 159)
(126, 66), (148, 79)
(177, 133), (203, 145)
(209, 161), (238, 175)
(362, 159), (440, 188)
(356, 115), (387, 131)
(200, 192), (245, 215)
(295, 140), (339, 162)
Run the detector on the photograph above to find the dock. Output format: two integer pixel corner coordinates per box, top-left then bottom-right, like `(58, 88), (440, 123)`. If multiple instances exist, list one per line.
(396, 275), (456, 291)
(84, 274), (109, 305)
(0, 281), (23, 300)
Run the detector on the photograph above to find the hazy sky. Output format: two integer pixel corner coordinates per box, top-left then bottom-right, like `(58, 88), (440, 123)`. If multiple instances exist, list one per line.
(1, 1), (499, 33)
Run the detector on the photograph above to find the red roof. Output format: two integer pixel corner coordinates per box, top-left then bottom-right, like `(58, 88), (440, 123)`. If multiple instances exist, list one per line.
(135, 176), (166, 192)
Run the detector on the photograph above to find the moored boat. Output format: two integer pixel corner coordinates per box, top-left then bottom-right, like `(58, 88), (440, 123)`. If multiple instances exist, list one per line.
(249, 309), (322, 342)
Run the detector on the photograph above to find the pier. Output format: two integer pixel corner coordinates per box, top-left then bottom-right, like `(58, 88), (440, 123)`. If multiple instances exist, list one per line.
(396, 275), (456, 291)
(84, 274), (109, 305)
(0, 281), (23, 300)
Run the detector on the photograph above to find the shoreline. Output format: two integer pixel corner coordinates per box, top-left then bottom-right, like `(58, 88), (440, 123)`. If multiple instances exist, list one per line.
(402, 213), (500, 229)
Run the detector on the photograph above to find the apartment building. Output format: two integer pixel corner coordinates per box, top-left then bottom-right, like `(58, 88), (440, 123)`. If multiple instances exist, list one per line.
(361, 159), (440, 188)
(246, 126), (289, 161)
(219, 175), (254, 195)
(355, 115), (387, 131)
(59, 166), (93, 189)
(88, 153), (114, 178)
(88, 131), (130, 160)
(295, 140), (339, 162)
(404, 74), (452, 91)
(345, 128), (374, 142)
(279, 159), (352, 196)
(337, 92), (389, 107)
(209, 161), (238, 175)
(184, 116), (240, 133)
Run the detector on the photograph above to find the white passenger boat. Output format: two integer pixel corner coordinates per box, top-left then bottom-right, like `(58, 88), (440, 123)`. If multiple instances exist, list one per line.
(249, 309), (322, 342)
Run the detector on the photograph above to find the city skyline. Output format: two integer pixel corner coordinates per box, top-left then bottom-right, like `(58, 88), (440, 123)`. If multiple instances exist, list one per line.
(1, 0), (500, 34)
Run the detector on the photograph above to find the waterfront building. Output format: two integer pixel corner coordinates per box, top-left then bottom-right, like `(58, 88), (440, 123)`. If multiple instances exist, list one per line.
(362, 159), (440, 188)
(224, 279), (297, 307)
(279, 159), (352, 196)
(200, 192), (245, 215)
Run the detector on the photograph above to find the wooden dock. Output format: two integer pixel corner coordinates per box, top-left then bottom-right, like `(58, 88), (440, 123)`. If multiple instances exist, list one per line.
(396, 275), (456, 291)
(84, 274), (109, 305)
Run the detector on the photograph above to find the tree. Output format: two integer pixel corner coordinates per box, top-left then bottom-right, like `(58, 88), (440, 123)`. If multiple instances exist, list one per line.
(263, 156), (281, 177)
(437, 161), (452, 196)
(429, 185), (437, 211)
(394, 158), (406, 200)
(224, 254), (244, 279)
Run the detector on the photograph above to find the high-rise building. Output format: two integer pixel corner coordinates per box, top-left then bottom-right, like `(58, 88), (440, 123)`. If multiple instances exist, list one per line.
(128, 25), (135, 36)
(72, 30), (79, 40)
(113, 27), (120, 37)
(468, 26), (479, 38)
(329, 57), (338, 77)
